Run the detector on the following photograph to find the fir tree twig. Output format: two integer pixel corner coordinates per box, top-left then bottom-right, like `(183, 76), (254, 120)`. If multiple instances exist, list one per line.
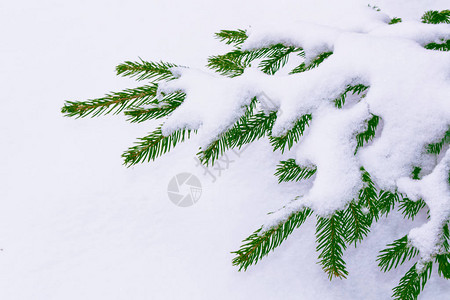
(124, 92), (185, 123)
(398, 197), (427, 221)
(355, 114), (379, 153)
(358, 167), (379, 222)
(425, 40), (450, 52)
(232, 207), (313, 271)
(61, 85), (158, 118)
(259, 46), (304, 75)
(316, 212), (349, 280)
(270, 114), (312, 153)
(275, 159), (317, 183)
(214, 29), (248, 46)
(427, 129), (450, 155)
(377, 190), (399, 217)
(377, 235), (419, 272)
(343, 201), (371, 246)
(392, 262), (433, 300)
(198, 98), (277, 165)
(290, 52), (333, 74)
(389, 17), (402, 24)
(421, 10), (450, 24)
(122, 127), (193, 166)
(116, 59), (179, 81)
(334, 84), (369, 109)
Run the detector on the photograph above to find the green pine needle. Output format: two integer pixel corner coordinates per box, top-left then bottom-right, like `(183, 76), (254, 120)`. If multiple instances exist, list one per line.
(208, 44), (303, 77)
(436, 253), (450, 279)
(412, 166), (422, 179)
(355, 114), (380, 153)
(290, 51), (333, 74)
(436, 224), (450, 278)
(270, 114), (312, 153)
(316, 212), (349, 280)
(421, 10), (450, 24)
(259, 46), (304, 75)
(377, 236), (419, 272)
(207, 50), (249, 77)
(340, 168), (379, 247)
(427, 129), (450, 155)
(425, 39), (450, 51)
(377, 190), (399, 217)
(398, 197), (427, 221)
(122, 127), (193, 166)
(116, 59), (179, 81)
(214, 29), (248, 46)
(343, 201), (371, 246)
(389, 17), (403, 24)
(198, 99), (277, 165)
(61, 84), (158, 118)
(358, 167), (379, 222)
(334, 84), (370, 109)
(392, 262), (433, 300)
(275, 159), (317, 183)
(232, 207), (313, 271)
(124, 92), (185, 123)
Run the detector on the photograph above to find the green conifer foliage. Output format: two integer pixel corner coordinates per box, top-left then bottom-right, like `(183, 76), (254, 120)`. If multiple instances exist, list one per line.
(62, 9), (450, 299)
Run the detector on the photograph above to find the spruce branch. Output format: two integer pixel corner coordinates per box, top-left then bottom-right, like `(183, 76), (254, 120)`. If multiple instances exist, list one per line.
(207, 44), (303, 77)
(61, 85), (158, 118)
(425, 39), (450, 52)
(290, 51), (333, 74)
(389, 17), (402, 24)
(436, 224), (450, 278)
(343, 201), (371, 246)
(334, 84), (369, 109)
(356, 167), (379, 222)
(269, 114), (312, 153)
(207, 50), (249, 77)
(355, 114), (379, 153)
(412, 166), (422, 180)
(343, 167), (380, 247)
(232, 207), (313, 271)
(198, 99), (277, 165)
(214, 29), (248, 46)
(275, 159), (317, 183)
(377, 236), (419, 272)
(122, 127), (193, 166)
(392, 262), (433, 300)
(259, 46), (304, 75)
(378, 190), (399, 217)
(398, 197), (427, 220)
(316, 212), (349, 280)
(116, 59), (179, 81)
(436, 253), (450, 279)
(421, 10), (450, 24)
(427, 129), (450, 155)
(124, 92), (185, 123)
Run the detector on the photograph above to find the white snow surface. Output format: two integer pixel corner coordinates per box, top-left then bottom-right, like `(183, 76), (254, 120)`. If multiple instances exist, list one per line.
(1, 0), (450, 299)
(295, 103), (371, 215)
(398, 149), (450, 260)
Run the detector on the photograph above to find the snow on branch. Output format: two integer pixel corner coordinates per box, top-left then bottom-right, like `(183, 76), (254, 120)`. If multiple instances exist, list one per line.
(155, 10), (450, 260)
(62, 4), (450, 296)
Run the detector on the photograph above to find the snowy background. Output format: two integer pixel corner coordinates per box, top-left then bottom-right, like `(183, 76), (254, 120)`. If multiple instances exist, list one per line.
(0, 0), (449, 299)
